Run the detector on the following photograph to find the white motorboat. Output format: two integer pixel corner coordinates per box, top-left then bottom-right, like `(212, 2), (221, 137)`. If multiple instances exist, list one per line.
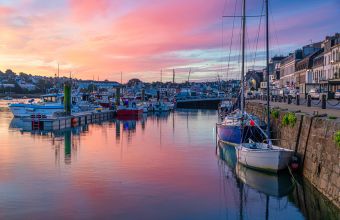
(236, 142), (294, 172)
(9, 94), (64, 117)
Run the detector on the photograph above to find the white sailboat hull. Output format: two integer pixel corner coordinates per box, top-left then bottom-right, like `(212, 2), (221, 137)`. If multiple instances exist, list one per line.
(236, 143), (294, 172)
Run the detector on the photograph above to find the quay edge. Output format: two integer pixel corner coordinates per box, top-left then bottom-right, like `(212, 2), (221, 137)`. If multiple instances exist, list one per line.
(245, 101), (340, 209)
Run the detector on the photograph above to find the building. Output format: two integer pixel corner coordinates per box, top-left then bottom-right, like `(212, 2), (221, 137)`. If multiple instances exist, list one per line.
(279, 50), (303, 88)
(295, 49), (323, 95)
(245, 70), (263, 91)
(328, 33), (340, 93)
(312, 53), (324, 84)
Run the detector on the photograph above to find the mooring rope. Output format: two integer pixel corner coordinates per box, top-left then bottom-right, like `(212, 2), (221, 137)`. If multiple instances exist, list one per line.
(311, 100), (321, 105)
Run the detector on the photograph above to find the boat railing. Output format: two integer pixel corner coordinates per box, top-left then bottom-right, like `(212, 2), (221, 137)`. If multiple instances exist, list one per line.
(262, 138), (297, 144)
(243, 112), (271, 145)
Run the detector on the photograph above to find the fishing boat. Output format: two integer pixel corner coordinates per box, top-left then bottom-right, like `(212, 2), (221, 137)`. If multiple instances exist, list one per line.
(116, 98), (143, 117)
(235, 0), (294, 172)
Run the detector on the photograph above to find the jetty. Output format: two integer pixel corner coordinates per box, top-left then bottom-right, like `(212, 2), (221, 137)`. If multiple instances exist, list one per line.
(20, 110), (114, 131)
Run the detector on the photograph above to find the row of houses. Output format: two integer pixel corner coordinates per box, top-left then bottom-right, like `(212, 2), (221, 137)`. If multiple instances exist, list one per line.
(247, 33), (340, 97)
(277, 33), (339, 96)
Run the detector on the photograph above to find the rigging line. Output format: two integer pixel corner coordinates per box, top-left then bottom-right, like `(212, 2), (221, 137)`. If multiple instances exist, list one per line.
(220, 0), (228, 80)
(225, 0), (239, 81)
(222, 15), (265, 17)
(252, 0), (265, 70)
(269, 1), (281, 56)
(220, 16), (225, 79)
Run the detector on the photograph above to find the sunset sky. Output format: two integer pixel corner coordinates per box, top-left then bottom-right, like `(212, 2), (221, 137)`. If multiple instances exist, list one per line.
(0, 0), (339, 82)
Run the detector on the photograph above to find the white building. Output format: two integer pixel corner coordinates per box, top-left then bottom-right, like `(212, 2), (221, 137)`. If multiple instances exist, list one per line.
(331, 34), (340, 79)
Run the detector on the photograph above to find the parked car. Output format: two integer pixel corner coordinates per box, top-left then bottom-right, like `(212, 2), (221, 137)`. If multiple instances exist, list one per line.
(308, 88), (320, 100)
(335, 89), (340, 100)
(289, 89), (299, 99)
(279, 88), (289, 97)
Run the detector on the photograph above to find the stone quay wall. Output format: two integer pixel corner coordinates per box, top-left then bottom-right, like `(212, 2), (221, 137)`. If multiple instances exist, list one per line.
(245, 101), (340, 208)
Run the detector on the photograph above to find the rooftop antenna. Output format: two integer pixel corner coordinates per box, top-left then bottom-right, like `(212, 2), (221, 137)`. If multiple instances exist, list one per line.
(57, 63), (59, 78)
(172, 69), (175, 84)
(161, 69), (163, 83)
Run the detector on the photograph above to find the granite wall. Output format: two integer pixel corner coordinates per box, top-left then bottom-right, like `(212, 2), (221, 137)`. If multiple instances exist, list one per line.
(245, 102), (340, 208)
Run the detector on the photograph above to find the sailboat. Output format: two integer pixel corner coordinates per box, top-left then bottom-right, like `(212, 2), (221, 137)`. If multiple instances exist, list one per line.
(216, 0), (266, 146)
(235, 0), (294, 172)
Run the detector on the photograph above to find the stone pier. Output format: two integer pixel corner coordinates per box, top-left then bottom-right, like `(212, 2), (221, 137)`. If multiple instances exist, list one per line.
(245, 101), (340, 208)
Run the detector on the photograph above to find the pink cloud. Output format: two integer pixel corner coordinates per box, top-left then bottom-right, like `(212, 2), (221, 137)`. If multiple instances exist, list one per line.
(68, 0), (112, 20)
(0, 0), (339, 81)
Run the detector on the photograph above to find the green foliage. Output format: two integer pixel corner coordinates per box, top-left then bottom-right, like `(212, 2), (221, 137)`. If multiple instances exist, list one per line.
(282, 112), (297, 127)
(334, 131), (340, 147)
(328, 116), (337, 120)
(271, 109), (279, 119)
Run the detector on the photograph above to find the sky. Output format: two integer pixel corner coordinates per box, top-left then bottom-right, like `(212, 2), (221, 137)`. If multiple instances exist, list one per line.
(0, 0), (339, 82)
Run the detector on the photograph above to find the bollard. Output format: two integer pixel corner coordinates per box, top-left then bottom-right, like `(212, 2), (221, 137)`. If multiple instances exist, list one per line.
(307, 95), (311, 107)
(288, 95), (292, 104)
(321, 94), (326, 109)
(296, 94), (300, 105)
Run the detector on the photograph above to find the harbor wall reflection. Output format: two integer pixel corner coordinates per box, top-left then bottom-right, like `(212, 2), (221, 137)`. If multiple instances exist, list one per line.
(217, 141), (339, 220)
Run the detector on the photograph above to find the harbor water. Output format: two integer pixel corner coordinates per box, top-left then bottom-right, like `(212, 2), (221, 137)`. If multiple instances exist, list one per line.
(0, 103), (338, 219)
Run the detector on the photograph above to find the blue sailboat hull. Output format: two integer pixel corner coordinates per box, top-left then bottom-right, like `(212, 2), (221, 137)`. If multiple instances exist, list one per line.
(217, 124), (266, 145)
(217, 124), (242, 144)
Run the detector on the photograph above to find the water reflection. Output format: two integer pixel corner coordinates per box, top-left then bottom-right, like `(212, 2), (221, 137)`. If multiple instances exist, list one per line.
(1, 109), (338, 219)
(216, 141), (339, 220)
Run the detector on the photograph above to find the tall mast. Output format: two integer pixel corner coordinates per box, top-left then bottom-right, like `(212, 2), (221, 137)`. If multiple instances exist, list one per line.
(265, 0), (271, 140)
(241, 0), (246, 114)
(172, 69), (175, 84)
(161, 69), (163, 83)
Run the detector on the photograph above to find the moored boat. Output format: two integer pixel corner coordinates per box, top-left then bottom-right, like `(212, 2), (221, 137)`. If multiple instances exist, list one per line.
(236, 143), (294, 172)
(216, 111), (266, 145)
(234, 0), (295, 173)
(116, 98), (143, 117)
(9, 94), (64, 117)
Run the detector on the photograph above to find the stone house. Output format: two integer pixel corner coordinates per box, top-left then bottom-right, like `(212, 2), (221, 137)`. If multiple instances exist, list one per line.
(280, 50), (302, 88)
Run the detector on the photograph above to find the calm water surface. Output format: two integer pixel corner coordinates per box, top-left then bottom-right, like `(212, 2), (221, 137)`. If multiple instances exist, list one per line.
(0, 105), (338, 219)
